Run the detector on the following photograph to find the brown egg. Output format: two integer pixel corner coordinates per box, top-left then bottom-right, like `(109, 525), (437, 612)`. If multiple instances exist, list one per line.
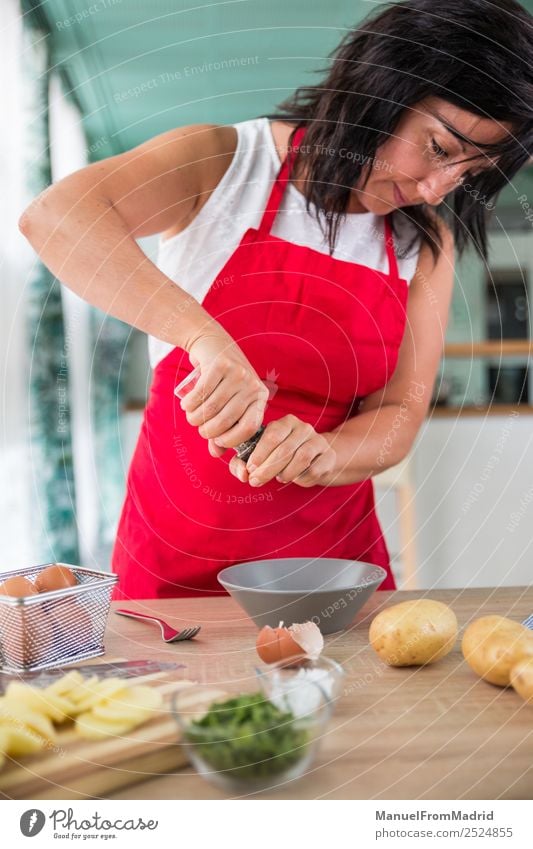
(35, 564), (78, 594)
(0, 576), (39, 598)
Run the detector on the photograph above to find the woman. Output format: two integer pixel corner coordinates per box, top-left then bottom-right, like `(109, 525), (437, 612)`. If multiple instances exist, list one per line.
(20, 0), (533, 599)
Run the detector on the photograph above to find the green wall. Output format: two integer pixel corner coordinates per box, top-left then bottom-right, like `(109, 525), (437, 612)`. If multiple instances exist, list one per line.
(27, 0), (533, 406)
(40, 0), (365, 158)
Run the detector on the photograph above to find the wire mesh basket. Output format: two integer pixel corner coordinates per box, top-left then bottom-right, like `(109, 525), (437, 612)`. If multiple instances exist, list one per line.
(0, 563), (118, 674)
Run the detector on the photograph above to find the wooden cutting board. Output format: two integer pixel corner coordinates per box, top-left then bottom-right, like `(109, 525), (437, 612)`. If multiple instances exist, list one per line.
(0, 662), (198, 800)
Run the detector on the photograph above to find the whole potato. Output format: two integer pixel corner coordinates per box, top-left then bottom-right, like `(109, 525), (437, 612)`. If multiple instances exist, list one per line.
(462, 615), (524, 662)
(369, 599), (458, 667)
(462, 621), (533, 687)
(510, 657), (533, 704)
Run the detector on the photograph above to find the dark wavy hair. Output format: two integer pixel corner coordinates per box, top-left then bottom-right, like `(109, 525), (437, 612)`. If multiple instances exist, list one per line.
(263, 0), (533, 265)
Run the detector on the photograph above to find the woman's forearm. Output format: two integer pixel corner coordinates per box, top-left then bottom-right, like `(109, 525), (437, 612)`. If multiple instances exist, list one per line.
(322, 402), (422, 486)
(19, 186), (215, 352)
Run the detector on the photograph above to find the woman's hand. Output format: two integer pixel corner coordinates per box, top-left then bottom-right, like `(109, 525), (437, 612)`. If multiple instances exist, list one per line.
(224, 414), (337, 488)
(180, 330), (269, 448)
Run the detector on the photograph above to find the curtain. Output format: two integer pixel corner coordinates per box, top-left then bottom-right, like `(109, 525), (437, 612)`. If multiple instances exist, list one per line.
(0, 0), (35, 571)
(16, 0), (134, 570)
(21, 6), (80, 564)
(48, 73), (135, 572)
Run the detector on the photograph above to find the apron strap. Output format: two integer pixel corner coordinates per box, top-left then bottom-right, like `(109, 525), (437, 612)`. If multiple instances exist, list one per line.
(258, 125), (307, 236)
(259, 124), (401, 283)
(384, 213), (400, 280)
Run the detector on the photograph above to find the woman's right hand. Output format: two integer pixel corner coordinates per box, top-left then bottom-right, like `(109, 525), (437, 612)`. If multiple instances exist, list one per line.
(180, 329), (269, 450)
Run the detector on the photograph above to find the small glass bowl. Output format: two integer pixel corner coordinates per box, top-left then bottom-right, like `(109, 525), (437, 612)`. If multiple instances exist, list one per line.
(171, 667), (334, 794)
(256, 655), (346, 709)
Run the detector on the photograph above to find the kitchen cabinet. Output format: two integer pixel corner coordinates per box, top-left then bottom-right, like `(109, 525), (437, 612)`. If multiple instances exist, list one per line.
(376, 411), (533, 590)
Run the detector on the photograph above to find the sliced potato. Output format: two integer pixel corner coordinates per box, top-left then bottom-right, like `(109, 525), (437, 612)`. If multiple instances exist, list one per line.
(125, 685), (163, 711)
(0, 672), (166, 753)
(74, 678), (130, 713)
(75, 681), (166, 740)
(92, 685), (163, 724)
(0, 727), (9, 768)
(92, 699), (148, 724)
(61, 677), (102, 715)
(65, 675), (101, 703)
(5, 682), (73, 724)
(2, 724), (46, 757)
(0, 698), (55, 743)
(75, 711), (135, 740)
(46, 670), (85, 696)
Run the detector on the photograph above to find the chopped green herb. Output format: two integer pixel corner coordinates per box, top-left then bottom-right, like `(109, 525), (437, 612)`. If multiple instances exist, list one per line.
(184, 692), (310, 779)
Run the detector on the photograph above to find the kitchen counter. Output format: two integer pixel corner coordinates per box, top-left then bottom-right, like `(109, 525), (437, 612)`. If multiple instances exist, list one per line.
(102, 585), (533, 800)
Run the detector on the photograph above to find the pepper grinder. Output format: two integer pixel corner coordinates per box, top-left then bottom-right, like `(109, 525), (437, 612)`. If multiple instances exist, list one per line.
(174, 366), (266, 462)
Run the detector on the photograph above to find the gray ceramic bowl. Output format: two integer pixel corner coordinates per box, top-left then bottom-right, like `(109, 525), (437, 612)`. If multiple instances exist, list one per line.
(218, 557), (387, 635)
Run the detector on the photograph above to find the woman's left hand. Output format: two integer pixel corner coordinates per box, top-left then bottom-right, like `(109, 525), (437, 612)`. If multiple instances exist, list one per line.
(210, 414), (337, 488)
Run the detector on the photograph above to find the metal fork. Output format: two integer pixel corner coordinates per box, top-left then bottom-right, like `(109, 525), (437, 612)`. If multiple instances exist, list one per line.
(522, 614), (533, 630)
(114, 608), (201, 642)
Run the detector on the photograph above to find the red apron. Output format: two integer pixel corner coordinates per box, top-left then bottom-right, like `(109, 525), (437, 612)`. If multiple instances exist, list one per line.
(111, 126), (409, 600)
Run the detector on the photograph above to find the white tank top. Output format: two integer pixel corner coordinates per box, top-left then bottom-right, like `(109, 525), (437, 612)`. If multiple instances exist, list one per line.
(148, 117), (421, 369)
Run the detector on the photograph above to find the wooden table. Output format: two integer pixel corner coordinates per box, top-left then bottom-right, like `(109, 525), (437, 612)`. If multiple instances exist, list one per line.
(105, 586), (533, 800)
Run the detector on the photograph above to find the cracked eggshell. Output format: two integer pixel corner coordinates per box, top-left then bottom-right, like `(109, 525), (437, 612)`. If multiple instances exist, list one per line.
(256, 620), (324, 666)
(288, 621), (324, 660)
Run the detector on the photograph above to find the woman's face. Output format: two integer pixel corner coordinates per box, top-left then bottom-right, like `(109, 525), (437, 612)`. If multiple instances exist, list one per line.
(351, 96), (513, 214)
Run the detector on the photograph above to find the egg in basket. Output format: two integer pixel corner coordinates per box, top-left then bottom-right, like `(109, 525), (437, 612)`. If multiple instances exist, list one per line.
(0, 563), (118, 673)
